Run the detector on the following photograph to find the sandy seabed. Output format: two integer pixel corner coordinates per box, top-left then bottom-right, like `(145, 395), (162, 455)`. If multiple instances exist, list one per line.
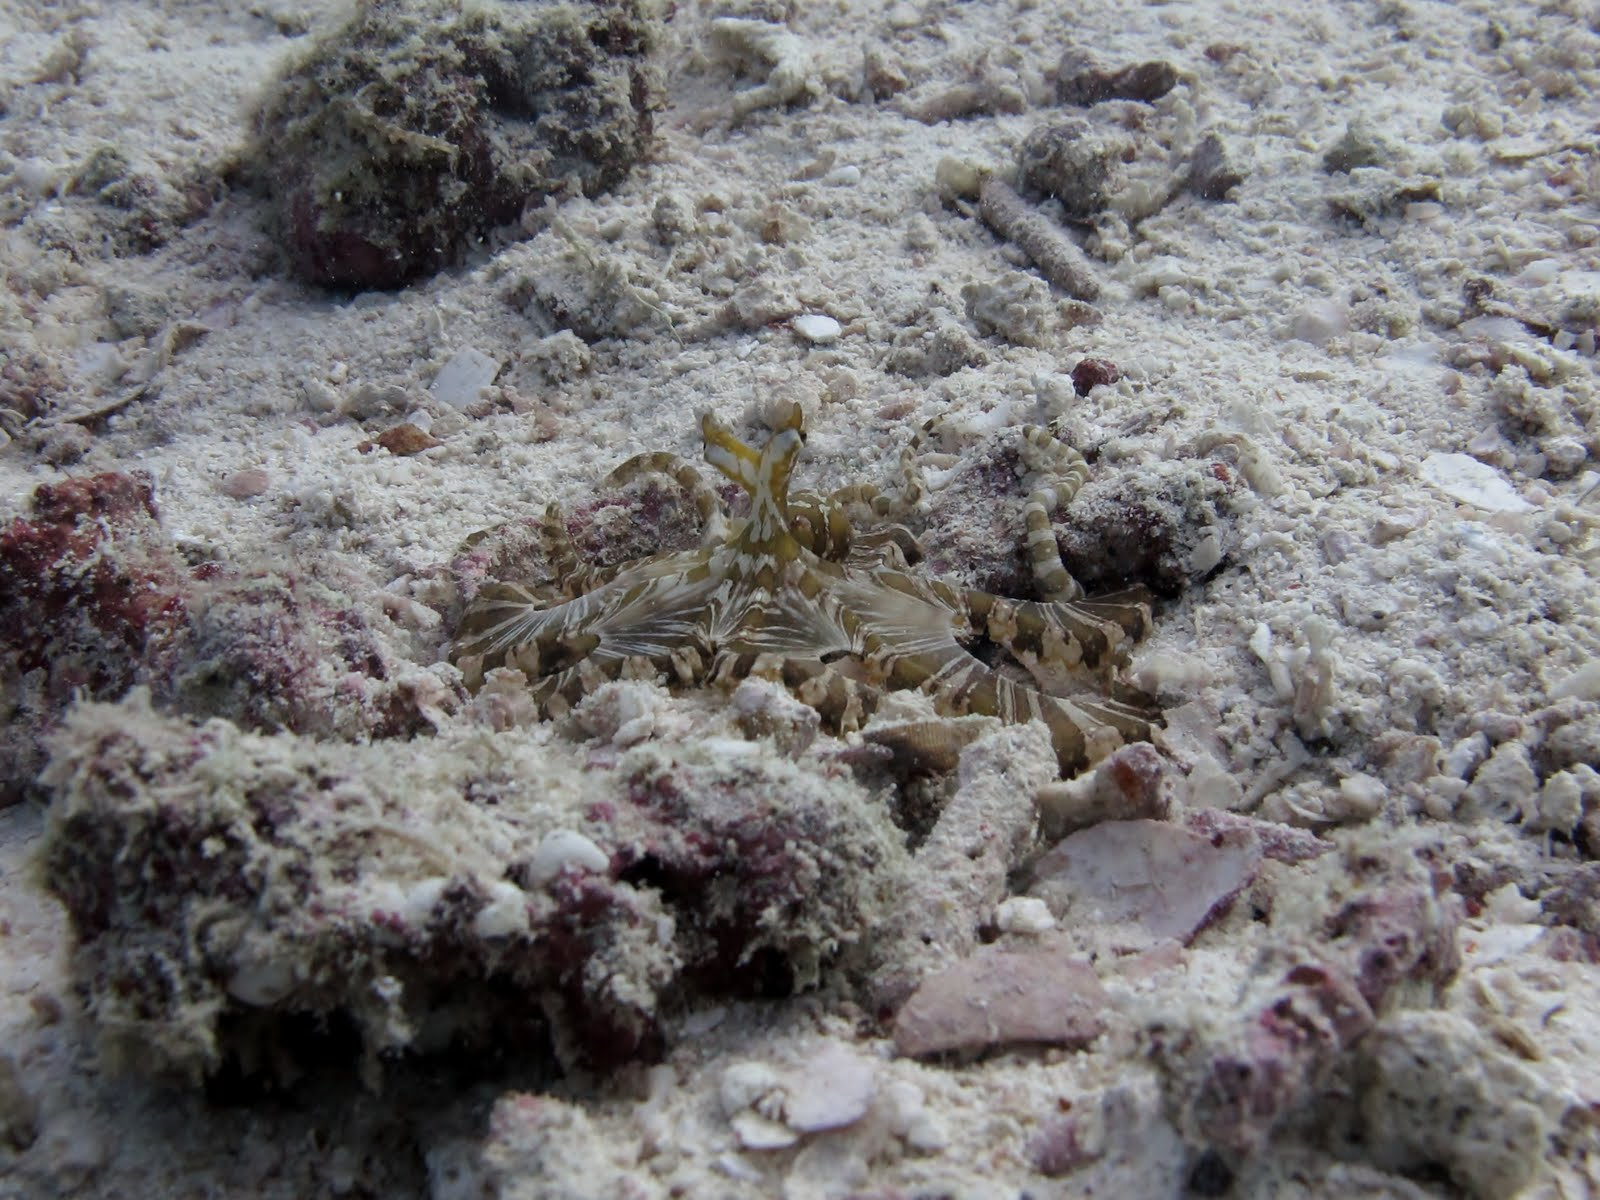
(2, 0), (1600, 1196)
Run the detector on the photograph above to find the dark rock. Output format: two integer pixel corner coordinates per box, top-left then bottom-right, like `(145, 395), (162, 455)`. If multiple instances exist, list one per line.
(1018, 119), (1114, 221)
(1056, 54), (1180, 106)
(247, 0), (664, 289)
(1071, 357), (1121, 395)
(1187, 133), (1244, 200)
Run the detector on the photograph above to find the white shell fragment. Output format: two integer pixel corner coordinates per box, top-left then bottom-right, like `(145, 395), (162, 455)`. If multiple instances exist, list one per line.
(528, 829), (610, 887)
(399, 876), (448, 926)
(226, 957), (296, 1006)
(792, 313), (842, 344)
(429, 347), (503, 410)
(781, 1044), (875, 1132)
(719, 1061), (783, 1117)
(1419, 453), (1533, 514)
(730, 1112), (799, 1150)
(718, 1046), (876, 1148)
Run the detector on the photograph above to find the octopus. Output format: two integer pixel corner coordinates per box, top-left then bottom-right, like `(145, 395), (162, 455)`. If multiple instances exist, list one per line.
(450, 403), (1157, 774)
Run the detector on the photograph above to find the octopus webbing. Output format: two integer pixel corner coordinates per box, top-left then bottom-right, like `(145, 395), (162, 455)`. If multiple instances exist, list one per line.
(450, 403), (1157, 773)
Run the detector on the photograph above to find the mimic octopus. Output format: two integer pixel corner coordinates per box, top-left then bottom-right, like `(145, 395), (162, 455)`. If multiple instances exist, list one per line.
(451, 403), (1157, 773)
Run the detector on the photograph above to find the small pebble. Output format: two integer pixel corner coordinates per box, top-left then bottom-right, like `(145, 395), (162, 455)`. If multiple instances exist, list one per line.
(731, 1112), (798, 1150)
(893, 945), (1109, 1058)
(473, 880), (532, 939)
(37, 423), (93, 465)
(792, 314), (842, 344)
(363, 423), (442, 457)
(1550, 661), (1600, 702)
(1028, 819), (1259, 948)
(1373, 509), (1426, 542)
(720, 1061), (782, 1116)
(781, 1044), (876, 1132)
(1289, 300), (1348, 345)
(220, 467), (271, 499)
(528, 829), (611, 887)
(1057, 56), (1179, 106)
(1337, 773), (1389, 820)
(996, 896), (1056, 934)
(226, 957), (296, 1006)
(399, 877), (448, 926)
(1071, 357), (1120, 395)
(1514, 259), (1560, 286)
(886, 3), (920, 29)
(1187, 133), (1244, 200)
(0, 1054), (39, 1151)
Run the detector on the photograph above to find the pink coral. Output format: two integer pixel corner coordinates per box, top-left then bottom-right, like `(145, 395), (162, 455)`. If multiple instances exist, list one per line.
(1173, 845), (1462, 1163)
(1, 471), (443, 805)
(0, 472), (187, 802)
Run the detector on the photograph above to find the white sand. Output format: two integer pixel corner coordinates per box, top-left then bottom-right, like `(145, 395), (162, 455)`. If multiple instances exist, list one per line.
(2, 0), (1599, 1195)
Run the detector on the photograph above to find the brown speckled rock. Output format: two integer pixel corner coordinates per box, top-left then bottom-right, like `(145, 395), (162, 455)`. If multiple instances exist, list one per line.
(893, 943), (1109, 1058)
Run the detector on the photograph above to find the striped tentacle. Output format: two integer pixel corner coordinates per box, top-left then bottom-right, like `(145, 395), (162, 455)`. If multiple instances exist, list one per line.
(844, 525), (921, 571)
(522, 634), (713, 719)
(786, 488), (855, 561)
(1018, 425), (1091, 602)
(844, 603), (1144, 772)
(1068, 586), (1155, 642)
(536, 502), (601, 599)
(778, 657), (877, 733)
(962, 588), (1151, 679)
(828, 482), (896, 520)
(831, 483), (923, 570)
(788, 482), (921, 570)
(605, 450), (732, 545)
(833, 563), (1154, 768)
(452, 548), (717, 685)
(896, 416), (958, 511)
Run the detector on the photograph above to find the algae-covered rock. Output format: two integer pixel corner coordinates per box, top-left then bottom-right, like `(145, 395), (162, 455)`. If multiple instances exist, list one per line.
(247, 0), (665, 289)
(38, 693), (908, 1084)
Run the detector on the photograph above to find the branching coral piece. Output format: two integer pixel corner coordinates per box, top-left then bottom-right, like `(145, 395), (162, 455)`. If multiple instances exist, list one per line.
(452, 406), (1157, 774)
(709, 18), (813, 122)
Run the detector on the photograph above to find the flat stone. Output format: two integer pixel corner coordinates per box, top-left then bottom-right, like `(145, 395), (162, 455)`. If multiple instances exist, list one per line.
(1419, 452), (1533, 514)
(1028, 819), (1260, 949)
(893, 944), (1108, 1058)
(792, 313), (842, 344)
(782, 1043), (875, 1132)
(429, 347), (502, 409)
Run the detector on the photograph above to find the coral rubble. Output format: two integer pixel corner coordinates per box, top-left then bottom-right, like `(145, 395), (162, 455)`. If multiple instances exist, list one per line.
(38, 694), (909, 1081)
(0, 471), (439, 806)
(247, 0), (665, 288)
